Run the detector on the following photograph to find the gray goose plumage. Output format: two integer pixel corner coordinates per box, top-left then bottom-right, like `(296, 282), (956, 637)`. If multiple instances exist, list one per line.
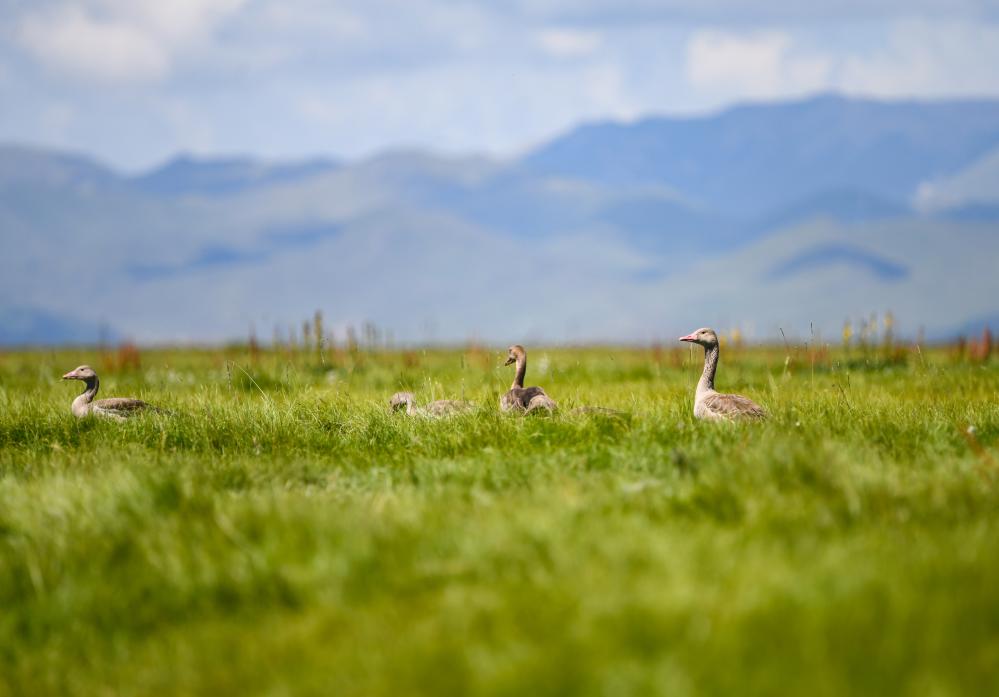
(679, 328), (766, 421)
(389, 391), (475, 417)
(500, 345), (556, 413)
(62, 365), (160, 421)
(569, 406), (626, 417)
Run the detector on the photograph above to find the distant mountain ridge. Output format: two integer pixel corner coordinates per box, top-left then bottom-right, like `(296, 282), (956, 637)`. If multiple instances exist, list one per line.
(0, 144), (119, 191)
(2, 94), (998, 344)
(525, 94), (999, 216)
(133, 155), (340, 196)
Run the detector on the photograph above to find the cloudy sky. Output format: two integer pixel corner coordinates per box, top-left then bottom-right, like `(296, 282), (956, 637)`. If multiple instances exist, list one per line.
(2, 0), (999, 171)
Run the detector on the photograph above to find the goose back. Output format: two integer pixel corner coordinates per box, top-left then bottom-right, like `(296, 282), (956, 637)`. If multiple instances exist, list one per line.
(92, 397), (156, 420)
(424, 399), (476, 416)
(501, 385), (550, 412)
(695, 391), (766, 421)
(525, 393), (557, 413)
(390, 391), (474, 417)
(570, 405), (626, 417)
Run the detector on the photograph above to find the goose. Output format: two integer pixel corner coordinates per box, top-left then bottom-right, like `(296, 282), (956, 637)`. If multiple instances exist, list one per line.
(570, 406), (626, 417)
(389, 391), (475, 417)
(679, 328), (766, 421)
(525, 393), (558, 414)
(500, 345), (556, 413)
(61, 365), (161, 421)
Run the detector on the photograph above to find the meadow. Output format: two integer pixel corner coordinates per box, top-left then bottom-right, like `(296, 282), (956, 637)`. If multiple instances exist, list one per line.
(0, 339), (997, 696)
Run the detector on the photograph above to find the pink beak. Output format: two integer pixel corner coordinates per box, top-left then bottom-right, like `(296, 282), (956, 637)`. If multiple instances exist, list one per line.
(61, 371), (76, 379)
(679, 333), (697, 342)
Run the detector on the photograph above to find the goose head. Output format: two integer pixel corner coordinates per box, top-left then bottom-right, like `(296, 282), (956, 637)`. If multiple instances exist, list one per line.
(504, 345), (525, 366)
(389, 391), (415, 412)
(679, 328), (718, 348)
(62, 365), (98, 381)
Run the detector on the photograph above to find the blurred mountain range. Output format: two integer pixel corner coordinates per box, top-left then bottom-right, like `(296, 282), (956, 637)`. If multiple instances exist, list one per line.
(2, 94), (998, 345)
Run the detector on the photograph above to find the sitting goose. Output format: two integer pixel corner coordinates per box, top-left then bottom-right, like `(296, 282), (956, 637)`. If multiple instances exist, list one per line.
(525, 393), (558, 413)
(570, 406), (626, 417)
(389, 391), (475, 417)
(62, 365), (160, 421)
(500, 345), (556, 413)
(679, 328), (766, 421)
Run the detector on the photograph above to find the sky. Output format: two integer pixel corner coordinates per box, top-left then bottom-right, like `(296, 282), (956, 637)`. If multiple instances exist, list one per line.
(2, 0), (999, 171)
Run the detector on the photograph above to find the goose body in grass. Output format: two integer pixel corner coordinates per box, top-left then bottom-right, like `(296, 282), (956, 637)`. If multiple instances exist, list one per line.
(679, 328), (766, 421)
(569, 405), (627, 417)
(389, 391), (475, 417)
(62, 365), (161, 421)
(500, 345), (556, 413)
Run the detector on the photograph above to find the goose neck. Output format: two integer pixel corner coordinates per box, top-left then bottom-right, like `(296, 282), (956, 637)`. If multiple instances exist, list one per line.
(71, 376), (99, 417)
(697, 345), (718, 395)
(81, 375), (99, 403)
(511, 355), (526, 389)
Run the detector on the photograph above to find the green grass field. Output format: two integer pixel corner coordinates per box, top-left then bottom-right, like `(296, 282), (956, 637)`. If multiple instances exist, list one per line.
(1, 342), (998, 696)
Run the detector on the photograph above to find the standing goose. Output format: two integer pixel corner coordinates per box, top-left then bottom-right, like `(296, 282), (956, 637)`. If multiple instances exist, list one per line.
(500, 345), (556, 413)
(62, 365), (160, 421)
(389, 391), (475, 417)
(679, 328), (766, 421)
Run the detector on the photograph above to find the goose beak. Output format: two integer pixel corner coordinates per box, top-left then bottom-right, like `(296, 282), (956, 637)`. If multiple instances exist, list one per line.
(679, 333), (696, 342)
(503, 356), (515, 366)
(61, 371), (76, 380)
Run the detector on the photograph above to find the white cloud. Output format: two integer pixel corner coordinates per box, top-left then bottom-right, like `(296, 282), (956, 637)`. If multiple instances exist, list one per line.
(837, 19), (999, 97)
(4, 0), (999, 169)
(282, 56), (639, 162)
(513, 0), (999, 23)
(16, 0), (246, 83)
(685, 20), (999, 105)
(156, 97), (220, 153)
(297, 95), (344, 126)
(685, 29), (832, 99)
(40, 102), (77, 138)
(18, 6), (169, 82)
(107, 0), (246, 41)
(535, 28), (603, 58)
(254, 3), (366, 41)
(913, 146), (999, 211)
(579, 64), (634, 116)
